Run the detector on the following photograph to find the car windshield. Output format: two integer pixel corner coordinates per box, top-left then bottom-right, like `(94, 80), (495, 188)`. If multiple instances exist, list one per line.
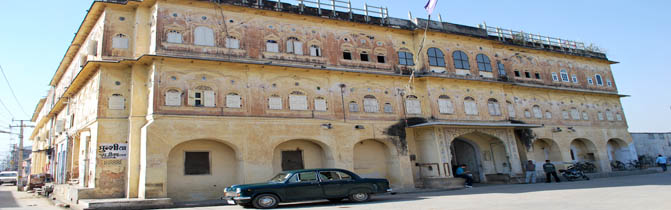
(268, 173), (291, 183)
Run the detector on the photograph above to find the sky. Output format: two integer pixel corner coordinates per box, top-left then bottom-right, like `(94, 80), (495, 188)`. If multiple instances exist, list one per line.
(0, 0), (670, 155)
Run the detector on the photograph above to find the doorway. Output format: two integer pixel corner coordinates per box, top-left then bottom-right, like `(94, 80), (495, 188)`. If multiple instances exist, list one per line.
(281, 150), (304, 171)
(450, 139), (481, 183)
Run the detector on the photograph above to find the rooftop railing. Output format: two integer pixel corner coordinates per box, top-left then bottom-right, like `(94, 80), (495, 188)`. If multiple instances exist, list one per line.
(250, 0), (388, 21)
(479, 23), (605, 54)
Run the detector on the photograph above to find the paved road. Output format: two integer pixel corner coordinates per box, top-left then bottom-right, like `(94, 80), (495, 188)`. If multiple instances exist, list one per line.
(0, 184), (60, 210)
(170, 172), (671, 210)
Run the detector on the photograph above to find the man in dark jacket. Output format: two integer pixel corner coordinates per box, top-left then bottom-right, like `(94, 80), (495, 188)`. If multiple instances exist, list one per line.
(543, 160), (561, 183)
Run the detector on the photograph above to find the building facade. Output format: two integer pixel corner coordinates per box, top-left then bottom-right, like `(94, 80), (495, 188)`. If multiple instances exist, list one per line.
(631, 133), (671, 158)
(29, 0), (633, 204)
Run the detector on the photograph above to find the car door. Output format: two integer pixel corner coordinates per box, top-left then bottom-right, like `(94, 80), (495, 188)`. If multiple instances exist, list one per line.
(284, 172), (324, 201)
(318, 171), (352, 198)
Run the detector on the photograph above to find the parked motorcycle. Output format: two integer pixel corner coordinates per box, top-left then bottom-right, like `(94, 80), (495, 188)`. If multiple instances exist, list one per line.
(559, 165), (590, 181)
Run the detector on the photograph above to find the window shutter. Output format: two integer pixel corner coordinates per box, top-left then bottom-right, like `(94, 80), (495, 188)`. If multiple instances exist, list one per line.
(438, 99), (451, 114)
(508, 103), (516, 117)
(314, 99), (327, 111)
(294, 41), (303, 55)
(310, 46), (318, 56)
(406, 100), (421, 114)
(226, 94), (241, 108)
(363, 98), (379, 113)
(286, 40), (294, 53)
(204, 90), (215, 107)
(289, 95), (308, 110)
(267, 42), (279, 52)
(165, 91), (181, 106)
(269, 96), (282, 109)
(187, 91), (196, 106)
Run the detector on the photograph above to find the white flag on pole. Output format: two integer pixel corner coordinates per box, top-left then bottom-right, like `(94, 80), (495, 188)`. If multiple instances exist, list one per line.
(424, 0), (438, 15)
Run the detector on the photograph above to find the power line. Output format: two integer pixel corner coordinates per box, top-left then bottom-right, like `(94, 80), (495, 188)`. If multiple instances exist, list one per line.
(0, 65), (29, 118)
(0, 97), (15, 119)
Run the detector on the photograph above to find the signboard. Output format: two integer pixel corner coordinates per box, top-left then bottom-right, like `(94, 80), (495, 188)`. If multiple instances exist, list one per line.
(99, 143), (128, 159)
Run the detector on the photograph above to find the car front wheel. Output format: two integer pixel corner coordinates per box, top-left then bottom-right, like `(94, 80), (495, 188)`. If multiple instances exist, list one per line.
(348, 192), (370, 202)
(252, 194), (279, 209)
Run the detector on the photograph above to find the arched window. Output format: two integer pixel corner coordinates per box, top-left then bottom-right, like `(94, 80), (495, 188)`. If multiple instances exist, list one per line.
(398, 51), (414, 66)
(562, 110), (570, 120)
(289, 91), (308, 110)
(189, 86), (215, 107)
(570, 108), (580, 120)
(225, 36), (240, 49)
(194, 26), (215, 46)
(532, 105), (542, 119)
(487, 99), (501, 116)
(377, 53), (386, 63)
(363, 95), (379, 113)
(452, 50), (470, 69)
(524, 109), (532, 118)
(560, 69), (569, 82)
(166, 30), (182, 44)
(112, 34), (129, 49)
(309, 45), (321, 57)
(595, 74), (604, 86)
(349, 101), (360, 112)
(427, 48), (445, 67)
(268, 94), (282, 110)
(383, 103), (393, 113)
(463, 96), (478, 115)
(314, 97), (327, 111)
(360, 51), (370, 62)
(405, 95), (421, 114)
(476, 54), (492, 72)
(165, 89), (182, 106)
(606, 109), (614, 121)
(226, 93), (241, 108)
(266, 40), (279, 52)
(286, 37), (303, 55)
(507, 101), (515, 118)
(438, 95), (454, 114)
(545, 110), (552, 119)
(582, 111), (589, 120)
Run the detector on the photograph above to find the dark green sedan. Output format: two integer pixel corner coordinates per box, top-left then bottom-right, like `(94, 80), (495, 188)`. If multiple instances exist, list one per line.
(223, 168), (392, 209)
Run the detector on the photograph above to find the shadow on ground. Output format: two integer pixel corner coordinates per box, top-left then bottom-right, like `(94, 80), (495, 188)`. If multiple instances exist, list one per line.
(0, 185), (19, 208)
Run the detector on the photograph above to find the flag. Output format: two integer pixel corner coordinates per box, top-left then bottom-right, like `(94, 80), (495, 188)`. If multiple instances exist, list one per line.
(424, 0), (438, 15)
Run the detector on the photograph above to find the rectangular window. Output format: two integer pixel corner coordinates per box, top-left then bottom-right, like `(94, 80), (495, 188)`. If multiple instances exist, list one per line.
(226, 94), (241, 108)
(314, 98), (327, 111)
(607, 79), (613, 87)
(588, 78), (593, 85)
(552, 72), (559, 81)
(383, 103), (393, 113)
(377, 55), (386, 63)
(524, 72), (531, 78)
(349, 102), (359, 112)
(343, 51), (352, 60)
(514, 71), (521, 77)
(266, 40), (279, 52)
(360, 53), (369, 62)
(226, 37), (240, 49)
(269, 96), (282, 110)
(398, 52), (414, 66)
(184, 152), (210, 175)
(572, 74), (578, 83)
(309, 46), (321, 57)
(204, 90), (215, 107)
(289, 95), (308, 110)
(534, 72), (541, 79)
(497, 61), (506, 76)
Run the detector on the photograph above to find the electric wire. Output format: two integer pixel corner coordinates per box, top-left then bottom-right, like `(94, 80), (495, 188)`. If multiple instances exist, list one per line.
(0, 65), (30, 118)
(0, 97), (15, 119)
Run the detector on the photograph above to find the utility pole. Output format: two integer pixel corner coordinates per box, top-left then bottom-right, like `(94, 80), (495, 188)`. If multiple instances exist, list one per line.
(10, 120), (34, 191)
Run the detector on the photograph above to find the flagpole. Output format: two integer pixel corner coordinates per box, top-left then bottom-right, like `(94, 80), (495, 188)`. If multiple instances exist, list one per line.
(407, 14), (431, 94)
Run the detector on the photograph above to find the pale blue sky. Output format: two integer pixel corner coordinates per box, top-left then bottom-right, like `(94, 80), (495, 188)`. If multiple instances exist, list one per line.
(0, 0), (669, 154)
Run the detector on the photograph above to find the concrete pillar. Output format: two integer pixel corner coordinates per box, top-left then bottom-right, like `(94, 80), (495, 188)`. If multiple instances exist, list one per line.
(433, 127), (451, 177)
(133, 5), (151, 58)
(126, 64), (149, 198)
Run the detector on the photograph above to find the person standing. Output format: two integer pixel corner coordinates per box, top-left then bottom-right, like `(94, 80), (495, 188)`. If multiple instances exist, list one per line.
(656, 154), (668, 172)
(525, 160), (537, 184)
(543, 160), (561, 183)
(455, 164), (474, 188)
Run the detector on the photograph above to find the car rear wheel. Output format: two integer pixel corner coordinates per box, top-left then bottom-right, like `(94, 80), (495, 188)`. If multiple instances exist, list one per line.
(348, 192), (370, 202)
(252, 194), (279, 209)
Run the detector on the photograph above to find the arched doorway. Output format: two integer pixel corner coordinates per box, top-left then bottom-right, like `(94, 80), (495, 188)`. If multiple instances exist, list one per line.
(353, 139), (391, 180)
(569, 138), (600, 172)
(529, 139), (562, 170)
(607, 138), (634, 166)
(273, 139), (331, 173)
(450, 132), (510, 183)
(167, 139), (238, 202)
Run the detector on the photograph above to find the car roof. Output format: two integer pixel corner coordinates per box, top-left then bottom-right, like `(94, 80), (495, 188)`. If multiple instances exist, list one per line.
(282, 168), (351, 174)
(0, 171), (18, 174)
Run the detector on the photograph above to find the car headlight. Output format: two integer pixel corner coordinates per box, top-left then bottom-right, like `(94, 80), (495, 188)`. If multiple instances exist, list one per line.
(236, 188), (241, 193)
